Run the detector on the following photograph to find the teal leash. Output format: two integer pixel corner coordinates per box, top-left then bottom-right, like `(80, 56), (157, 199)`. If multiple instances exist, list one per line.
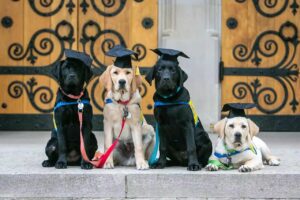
(148, 123), (160, 165)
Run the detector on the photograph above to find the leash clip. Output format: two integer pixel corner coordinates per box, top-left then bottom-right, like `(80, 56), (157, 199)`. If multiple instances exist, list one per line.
(77, 99), (84, 112)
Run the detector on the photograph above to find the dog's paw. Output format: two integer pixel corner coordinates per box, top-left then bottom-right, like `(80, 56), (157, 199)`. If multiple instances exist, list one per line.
(268, 158), (280, 166)
(150, 161), (166, 169)
(136, 160), (149, 170)
(188, 163), (201, 171)
(81, 162), (93, 170)
(104, 161), (114, 169)
(42, 160), (55, 167)
(55, 161), (67, 169)
(206, 163), (219, 171)
(239, 165), (253, 172)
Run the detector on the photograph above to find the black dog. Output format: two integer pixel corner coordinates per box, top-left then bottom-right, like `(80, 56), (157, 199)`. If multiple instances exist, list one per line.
(145, 48), (212, 171)
(42, 50), (98, 170)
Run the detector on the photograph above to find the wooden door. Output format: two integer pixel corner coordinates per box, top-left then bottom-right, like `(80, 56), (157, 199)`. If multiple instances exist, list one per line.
(221, 0), (300, 131)
(0, 0), (157, 130)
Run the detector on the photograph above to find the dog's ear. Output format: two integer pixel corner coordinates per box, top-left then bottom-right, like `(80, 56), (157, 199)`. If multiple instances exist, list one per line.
(213, 118), (227, 138)
(179, 67), (188, 87)
(131, 66), (142, 94)
(145, 66), (155, 85)
(52, 60), (64, 82)
(84, 65), (94, 84)
(99, 65), (113, 91)
(247, 118), (259, 138)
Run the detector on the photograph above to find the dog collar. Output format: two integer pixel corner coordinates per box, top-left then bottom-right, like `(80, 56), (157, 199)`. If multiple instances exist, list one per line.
(157, 87), (181, 99)
(117, 100), (130, 105)
(60, 88), (84, 100)
(214, 143), (257, 159)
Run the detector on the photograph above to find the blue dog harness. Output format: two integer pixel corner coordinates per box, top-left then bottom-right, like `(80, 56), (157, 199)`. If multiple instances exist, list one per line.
(208, 143), (257, 170)
(148, 100), (200, 165)
(52, 99), (90, 130)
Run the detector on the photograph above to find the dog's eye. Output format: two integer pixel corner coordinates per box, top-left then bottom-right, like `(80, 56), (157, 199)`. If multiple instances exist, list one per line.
(126, 71), (131, 75)
(229, 124), (234, 128)
(241, 125), (247, 129)
(113, 71), (119, 75)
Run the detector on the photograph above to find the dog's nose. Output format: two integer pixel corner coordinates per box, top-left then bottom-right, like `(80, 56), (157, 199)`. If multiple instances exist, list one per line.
(235, 132), (242, 139)
(69, 74), (76, 78)
(163, 76), (170, 81)
(119, 79), (126, 86)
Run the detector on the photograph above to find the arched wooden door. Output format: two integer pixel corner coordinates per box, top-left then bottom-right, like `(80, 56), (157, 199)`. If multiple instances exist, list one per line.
(0, 0), (157, 130)
(221, 0), (300, 131)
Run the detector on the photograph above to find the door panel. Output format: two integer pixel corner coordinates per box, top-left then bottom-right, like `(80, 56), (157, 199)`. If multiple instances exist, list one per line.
(221, 0), (300, 131)
(0, 0), (157, 130)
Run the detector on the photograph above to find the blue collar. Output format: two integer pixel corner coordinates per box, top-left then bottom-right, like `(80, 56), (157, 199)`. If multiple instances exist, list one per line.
(104, 98), (113, 104)
(154, 101), (189, 108)
(54, 99), (90, 111)
(157, 87), (181, 99)
(214, 143), (257, 159)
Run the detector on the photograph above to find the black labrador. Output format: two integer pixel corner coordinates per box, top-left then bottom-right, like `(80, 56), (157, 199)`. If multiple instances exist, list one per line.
(42, 50), (98, 169)
(145, 49), (212, 171)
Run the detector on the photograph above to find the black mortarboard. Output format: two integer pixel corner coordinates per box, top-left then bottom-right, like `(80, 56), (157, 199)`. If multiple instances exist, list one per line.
(65, 49), (92, 67)
(151, 48), (190, 62)
(106, 45), (138, 68)
(222, 103), (256, 118)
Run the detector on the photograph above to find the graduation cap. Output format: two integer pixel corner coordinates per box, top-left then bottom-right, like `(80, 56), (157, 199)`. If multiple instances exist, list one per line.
(222, 103), (256, 118)
(151, 48), (190, 63)
(65, 49), (92, 67)
(106, 45), (138, 68)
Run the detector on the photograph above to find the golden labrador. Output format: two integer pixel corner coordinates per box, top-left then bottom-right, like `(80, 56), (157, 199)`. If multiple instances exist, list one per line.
(206, 117), (280, 172)
(99, 65), (155, 170)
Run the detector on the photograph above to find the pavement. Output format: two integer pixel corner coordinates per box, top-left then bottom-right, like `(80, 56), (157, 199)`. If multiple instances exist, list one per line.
(0, 131), (300, 199)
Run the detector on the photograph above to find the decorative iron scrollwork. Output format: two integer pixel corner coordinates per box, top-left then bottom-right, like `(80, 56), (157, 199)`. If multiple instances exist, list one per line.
(28, 0), (65, 17)
(66, 0), (75, 14)
(8, 77), (54, 113)
(8, 20), (74, 64)
(229, 21), (299, 114)
(88, 0), (127, 16)
(80, 20), (147, 68)
(236, 0), (299, 17)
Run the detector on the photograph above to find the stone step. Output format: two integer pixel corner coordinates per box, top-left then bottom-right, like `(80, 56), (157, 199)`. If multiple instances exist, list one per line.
(0, 131), (299, 199)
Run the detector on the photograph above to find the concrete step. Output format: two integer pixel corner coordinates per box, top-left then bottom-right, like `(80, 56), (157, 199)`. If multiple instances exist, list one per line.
(0, 131), (300, 199)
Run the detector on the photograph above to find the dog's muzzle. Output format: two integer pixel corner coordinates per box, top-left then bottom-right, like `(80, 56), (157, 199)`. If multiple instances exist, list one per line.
(234, 132), (242, 145)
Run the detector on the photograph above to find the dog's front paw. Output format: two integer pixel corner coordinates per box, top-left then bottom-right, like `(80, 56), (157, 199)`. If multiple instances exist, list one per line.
(104, 160), (114, 169)
(206, 163), (219, 171)
(81, 162), (93, 170)
(55, 161), (67, 169)
(136, 160), (149, 170)
(150, 160), (166, 169)
(188, 163), (201, 171)
(42, 160), (55, 167)
(239, 165), (253, 172)
(268, 158), (280, 166)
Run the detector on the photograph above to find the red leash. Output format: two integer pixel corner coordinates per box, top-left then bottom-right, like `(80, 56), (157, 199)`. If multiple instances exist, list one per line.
(60, 88), (127, 168)
(79, 111), (126, 168)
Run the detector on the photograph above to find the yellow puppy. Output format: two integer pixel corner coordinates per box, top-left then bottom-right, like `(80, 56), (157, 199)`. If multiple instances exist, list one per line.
(206, 117), (280, 172)
(99, 65), (155, 170)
